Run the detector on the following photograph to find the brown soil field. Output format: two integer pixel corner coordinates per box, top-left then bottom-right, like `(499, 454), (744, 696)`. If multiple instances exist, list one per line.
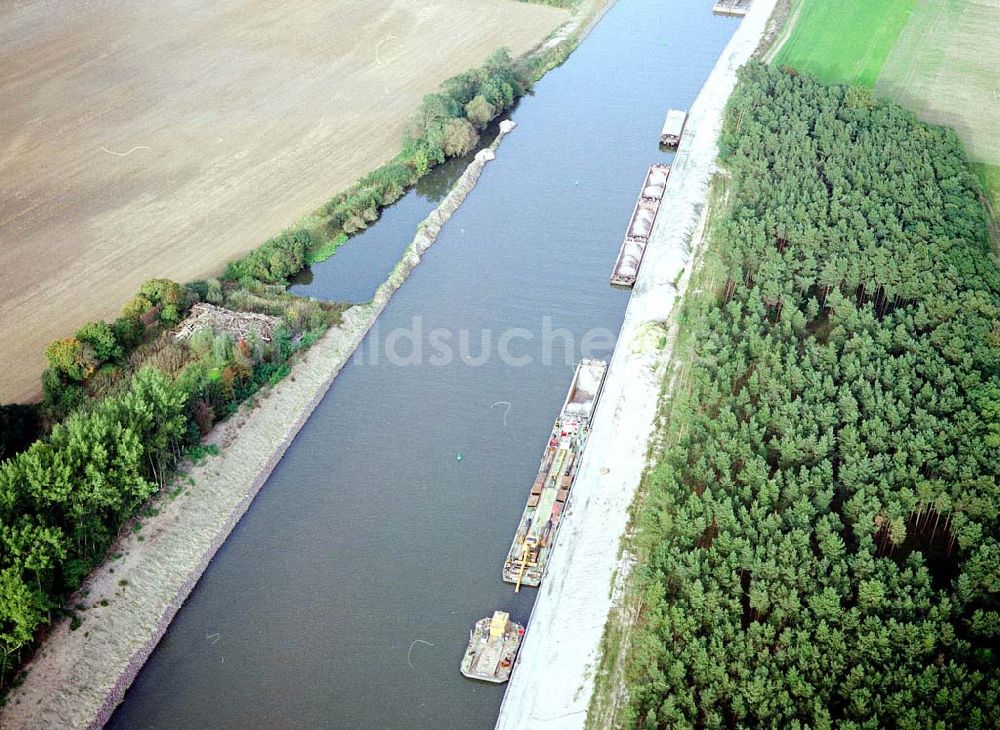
(0, 0), (566, 403)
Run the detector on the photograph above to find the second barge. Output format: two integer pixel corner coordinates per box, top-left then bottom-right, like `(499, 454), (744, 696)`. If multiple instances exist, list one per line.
(609, 163), (669, 288)
(659, 109), (688, 147)
(460, 611), (524, 683)
(502, 359), (608, 591)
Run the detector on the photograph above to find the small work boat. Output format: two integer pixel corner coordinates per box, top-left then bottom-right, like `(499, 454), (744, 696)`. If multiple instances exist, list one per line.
(459, 611), (525, 683)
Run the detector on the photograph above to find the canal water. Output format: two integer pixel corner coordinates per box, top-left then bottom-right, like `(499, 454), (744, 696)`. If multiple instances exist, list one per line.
(287, 142), (497, 304)
(109, 2), (738, 728)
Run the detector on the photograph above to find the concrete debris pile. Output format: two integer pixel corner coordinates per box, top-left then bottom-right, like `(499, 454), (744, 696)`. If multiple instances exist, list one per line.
(174, 303), (281, 343)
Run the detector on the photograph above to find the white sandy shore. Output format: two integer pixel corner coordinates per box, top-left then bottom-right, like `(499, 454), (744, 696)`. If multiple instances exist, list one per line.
(494, 3), (778, 728)
(0, 131), (511, 730)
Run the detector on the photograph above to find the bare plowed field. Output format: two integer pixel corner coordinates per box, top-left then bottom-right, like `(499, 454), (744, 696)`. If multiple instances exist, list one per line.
(0, 0), (565, 402)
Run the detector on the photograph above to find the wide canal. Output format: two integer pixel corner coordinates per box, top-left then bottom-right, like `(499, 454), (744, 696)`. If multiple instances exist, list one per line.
(109, 2), (738, 726)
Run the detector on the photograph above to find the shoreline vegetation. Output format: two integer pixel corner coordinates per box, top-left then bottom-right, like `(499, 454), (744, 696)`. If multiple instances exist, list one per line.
(0, 0), (613, 722)
(590, 62), (999, 730)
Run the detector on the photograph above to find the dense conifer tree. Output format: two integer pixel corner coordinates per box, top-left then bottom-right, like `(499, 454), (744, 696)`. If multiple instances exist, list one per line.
(622, 63), (999, 728)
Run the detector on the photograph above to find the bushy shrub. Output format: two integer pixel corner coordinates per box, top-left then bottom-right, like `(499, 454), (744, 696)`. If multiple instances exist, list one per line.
(442, 118), (479, 157)
(205, 278), (224, 305)
(223, 229), (313, 284)
(112, 316), (143, 352)
(75, 321), (123, 363)
(44, 337), (96, 382)
(465, 95), (496, 128)
(124, 279), (187, 325)
(188, 327), (214, 357)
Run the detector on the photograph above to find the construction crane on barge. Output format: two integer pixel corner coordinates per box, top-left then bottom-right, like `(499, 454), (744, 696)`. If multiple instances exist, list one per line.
(512, 537), (539, 593)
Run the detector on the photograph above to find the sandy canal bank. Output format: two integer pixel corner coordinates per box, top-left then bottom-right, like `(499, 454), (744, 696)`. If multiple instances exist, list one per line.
(0, 126), (514, 730)
(494, 2), (778, 728)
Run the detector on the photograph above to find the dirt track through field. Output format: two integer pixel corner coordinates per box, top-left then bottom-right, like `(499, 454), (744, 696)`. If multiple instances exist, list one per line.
(0, 0), (565, 402)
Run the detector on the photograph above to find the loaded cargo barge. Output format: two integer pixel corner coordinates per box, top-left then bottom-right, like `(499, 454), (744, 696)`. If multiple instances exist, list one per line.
(502, 359), (608, 591)
(609, 163), (669, 288)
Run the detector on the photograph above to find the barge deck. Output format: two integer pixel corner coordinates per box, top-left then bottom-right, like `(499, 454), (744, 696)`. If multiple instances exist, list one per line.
(460, 611), (524, 683)
(712, 0), (752, 16)
(659, 109), (688, 147)
(502, 359), (608, 591)
(609, 163), (669, 288)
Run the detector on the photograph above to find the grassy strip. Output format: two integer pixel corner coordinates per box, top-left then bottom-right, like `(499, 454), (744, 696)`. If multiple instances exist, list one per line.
(972, 162), (1000, 216)
(306, 232), (350, 266)
(772, 0), (916, 85)
(971, 162), (1000, 250)
(756, 0), (798, 60)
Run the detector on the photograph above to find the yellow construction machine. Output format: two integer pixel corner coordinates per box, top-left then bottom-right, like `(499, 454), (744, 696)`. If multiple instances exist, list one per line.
(512, 536), (540, 593)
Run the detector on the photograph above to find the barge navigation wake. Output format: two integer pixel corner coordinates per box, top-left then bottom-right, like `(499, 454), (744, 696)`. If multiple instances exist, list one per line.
(502, 359), (607, 591)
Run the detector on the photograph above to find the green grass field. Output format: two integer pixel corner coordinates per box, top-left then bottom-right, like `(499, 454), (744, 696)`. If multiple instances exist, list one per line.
(772, 0), (916, 86)
(971, 162), (1000, 239)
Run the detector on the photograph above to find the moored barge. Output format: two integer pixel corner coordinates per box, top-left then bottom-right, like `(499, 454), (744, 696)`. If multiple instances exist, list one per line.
(609, 163), (670, 288)
(460, 611), (524, 683)
(659, 109), (688, 147)
(712, 0), (752, 17)
(502, 359), (608, 590)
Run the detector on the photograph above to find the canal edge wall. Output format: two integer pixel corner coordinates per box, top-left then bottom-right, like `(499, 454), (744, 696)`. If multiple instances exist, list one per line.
(494, 2), (779, 729)
(0, 128), (513, 730)
(540, 0), (618, 54)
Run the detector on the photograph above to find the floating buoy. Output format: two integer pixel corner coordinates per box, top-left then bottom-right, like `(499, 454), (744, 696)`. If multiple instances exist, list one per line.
(574, 179), (579, 187)
(456, 452), (463, 462)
